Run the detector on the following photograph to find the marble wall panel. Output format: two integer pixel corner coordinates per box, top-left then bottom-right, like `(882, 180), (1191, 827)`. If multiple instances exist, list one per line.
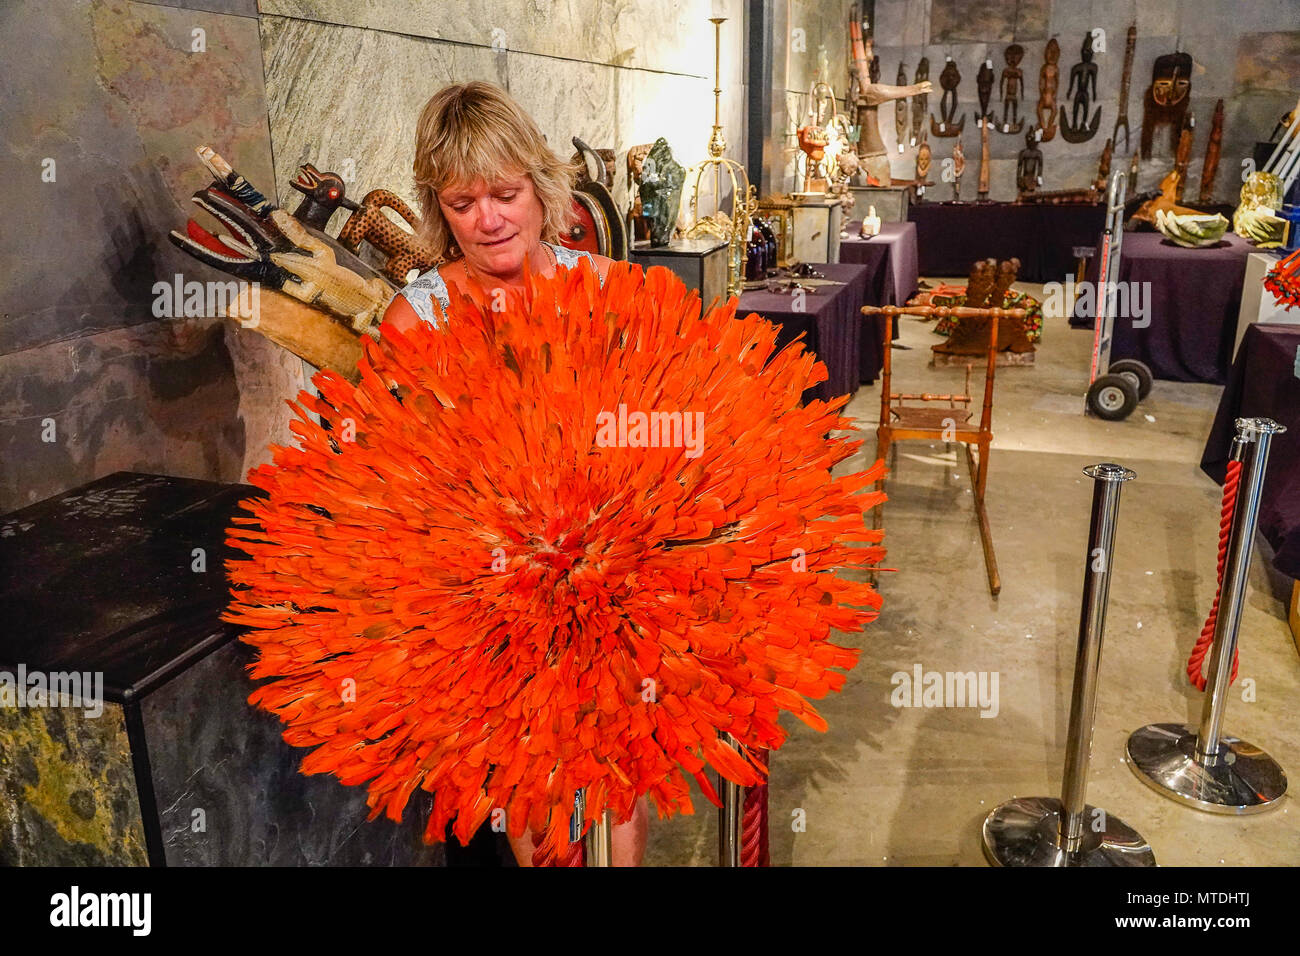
(1, 0), (306, 515)
(0, 318), (307, 515)
(259, 0), (746, 84)
(133, 0), (258, 16)
(1, 0), (277, 355)
(874, 0), (929, 50)
(261, 10), (750, 232)
(931, 0), (1049, 45)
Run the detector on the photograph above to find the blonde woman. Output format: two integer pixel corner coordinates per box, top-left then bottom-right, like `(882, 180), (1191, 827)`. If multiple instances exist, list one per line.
(383, 81), (613, 330)
(382, 82), (647, 867)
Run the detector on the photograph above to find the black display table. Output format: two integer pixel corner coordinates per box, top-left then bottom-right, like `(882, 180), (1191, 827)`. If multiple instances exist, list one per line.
(1070, 231), (1253, 384)
(737, 262), (874, 400)
(1201, 324), (1300, 579)
(0, 471), (441, 866)
(908, 201), (1106, 282)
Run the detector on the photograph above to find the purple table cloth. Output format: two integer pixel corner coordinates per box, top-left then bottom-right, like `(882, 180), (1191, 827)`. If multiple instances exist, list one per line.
(1070, 231), (1252, 385)
(1200, 323), (1300, 579)
(838, 221), (921, 306)
(840, 221), (920, 383)
(908, 201), (1106, 282)
(737, 262), (872, 404)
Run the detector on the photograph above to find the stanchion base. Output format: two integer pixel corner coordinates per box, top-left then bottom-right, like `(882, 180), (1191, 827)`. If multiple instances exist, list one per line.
(981, 797), (1157, 867)
(1126, 723), (1287, 814)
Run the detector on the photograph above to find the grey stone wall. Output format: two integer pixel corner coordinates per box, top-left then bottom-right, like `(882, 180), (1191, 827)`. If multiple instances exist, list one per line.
(0, 0), (307, 515)
(870, 0), (1300, 202)
(258, 0), (750, 227)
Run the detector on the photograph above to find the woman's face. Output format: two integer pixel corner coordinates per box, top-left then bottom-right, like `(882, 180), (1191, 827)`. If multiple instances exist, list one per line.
(438, 173), (544, 276)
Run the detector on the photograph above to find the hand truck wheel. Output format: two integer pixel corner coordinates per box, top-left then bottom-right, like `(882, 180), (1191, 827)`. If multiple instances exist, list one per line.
(1086, 374), (1140, 421)
(1107, 359), (1153, 400)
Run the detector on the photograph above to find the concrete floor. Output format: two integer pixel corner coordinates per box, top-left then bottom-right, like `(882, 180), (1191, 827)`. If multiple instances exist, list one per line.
(644, 281), (1300, 866)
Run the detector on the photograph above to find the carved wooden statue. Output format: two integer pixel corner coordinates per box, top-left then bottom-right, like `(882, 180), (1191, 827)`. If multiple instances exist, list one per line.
(916, 133), (933, 192)
(1037, 38), (1060, 142)
(895, 63), (909, 146)
(999, 44), (1025, 133)
(952, 138), (966, 200)
(932, 57), (965, 136)
(974, 58), (995, 124)
(912, 58), (930, 147)
(978, 114), (991, 200)
(1199, 99), (1225, 204)
(1113, 23), (1137, 152)
(1173, 117), (1194, 201)
(849, 15), (933, 185)
(1061, 33), (1101, 143)
(1141, 51), (1192, 157)
(1094, 137), (1113, 192)
(1016, 127), (1043, 194)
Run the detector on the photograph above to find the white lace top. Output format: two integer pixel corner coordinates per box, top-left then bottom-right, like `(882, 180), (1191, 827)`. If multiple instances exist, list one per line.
(398, 242), (597, 327)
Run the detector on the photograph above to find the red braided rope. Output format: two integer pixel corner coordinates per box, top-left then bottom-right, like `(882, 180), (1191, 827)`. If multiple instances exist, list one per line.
(740, 750), (770, 868)
(1187, 459), (1243, 691)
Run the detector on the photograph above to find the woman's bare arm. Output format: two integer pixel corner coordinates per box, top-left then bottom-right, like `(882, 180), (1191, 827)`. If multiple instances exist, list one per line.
(380, 293), (423, 335)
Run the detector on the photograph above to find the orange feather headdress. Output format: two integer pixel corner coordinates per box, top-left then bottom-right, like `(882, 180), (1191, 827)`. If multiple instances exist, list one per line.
(224, 259), (885, 861)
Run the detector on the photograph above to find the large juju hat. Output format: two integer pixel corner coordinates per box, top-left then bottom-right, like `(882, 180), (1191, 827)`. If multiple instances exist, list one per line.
(225, 258), (885, 860)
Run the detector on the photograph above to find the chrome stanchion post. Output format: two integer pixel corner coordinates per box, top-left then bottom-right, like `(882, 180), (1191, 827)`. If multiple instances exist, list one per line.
(718, 732), (743, 866)
(576, 788), (613, 866)
(1127, 418), (1289, 814)
(982, 463), (1156, 866)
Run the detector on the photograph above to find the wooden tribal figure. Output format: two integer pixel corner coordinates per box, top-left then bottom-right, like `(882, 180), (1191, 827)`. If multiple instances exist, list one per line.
(1037, 38), (1060, 141)
(977, 112), (991, 200)
(1060, 32), (1101, 143)
(931, 57), (965, 136)
(895, 63), (909, 148)
(1016, 127), (1043, 195)
(1113, 23), (1137, 152)
(974, 57), (996, 124)
(1199, 99), (1225, 204)
(999, 44), (1025, 133)
(849, 14), (932, 184)
(1141, 51), (1192, 157)
(951, 138), (965, 199)
(912, 58), (930, 147)
(915, 132), (932, 198)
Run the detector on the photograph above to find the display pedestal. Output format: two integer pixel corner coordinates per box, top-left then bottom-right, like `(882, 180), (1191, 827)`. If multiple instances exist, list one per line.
(790, 198), (842, 265)
(0, 472), (442, 866)
(630, 237), (729, 308)
(847, 185), (909, 224)
(1234, 251), (1298, 359)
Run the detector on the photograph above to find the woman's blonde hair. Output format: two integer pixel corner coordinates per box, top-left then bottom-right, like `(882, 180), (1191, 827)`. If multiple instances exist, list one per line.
(412, 82), (578, 260)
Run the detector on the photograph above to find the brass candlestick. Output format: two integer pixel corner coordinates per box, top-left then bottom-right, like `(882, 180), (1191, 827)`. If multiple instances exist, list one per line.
(683, 16), (756, 298)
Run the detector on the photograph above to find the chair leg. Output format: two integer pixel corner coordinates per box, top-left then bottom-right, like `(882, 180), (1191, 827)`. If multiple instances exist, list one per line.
(964, 443), (1000, 596)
